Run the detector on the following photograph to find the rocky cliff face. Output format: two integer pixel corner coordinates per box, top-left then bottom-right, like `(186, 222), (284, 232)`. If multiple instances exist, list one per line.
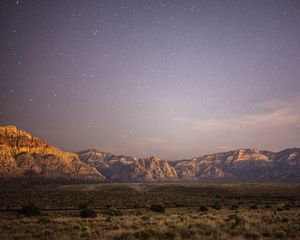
(78, 149), (178, 182)
(1, 126), (299, 182)
(173, 148), (300, 181)
(0, 126), (104, 182)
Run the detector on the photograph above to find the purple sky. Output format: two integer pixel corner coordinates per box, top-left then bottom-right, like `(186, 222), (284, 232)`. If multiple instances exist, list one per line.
(1, 0), (300, 160)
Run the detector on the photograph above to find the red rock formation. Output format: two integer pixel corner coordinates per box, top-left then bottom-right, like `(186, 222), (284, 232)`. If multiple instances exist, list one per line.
(0, 126), (104, 182)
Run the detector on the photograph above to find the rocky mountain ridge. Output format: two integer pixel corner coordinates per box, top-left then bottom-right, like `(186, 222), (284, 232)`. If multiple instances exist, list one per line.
(78, 149), (178, 182)
(172, 148), (300, 181)
(0, 126), (104, 182)
(0, 126), (299, 182)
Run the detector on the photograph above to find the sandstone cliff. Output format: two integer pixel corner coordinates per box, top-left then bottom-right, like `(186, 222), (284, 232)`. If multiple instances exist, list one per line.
(0, 126), (104, 182)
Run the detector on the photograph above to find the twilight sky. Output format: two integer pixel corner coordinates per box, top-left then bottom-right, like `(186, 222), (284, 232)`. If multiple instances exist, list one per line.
(1, 0), (300, 160)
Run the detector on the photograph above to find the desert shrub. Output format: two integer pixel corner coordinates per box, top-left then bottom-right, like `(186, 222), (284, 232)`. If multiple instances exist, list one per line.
(199, 205), (208, 212)
(78, 202), (89, 210)
(80, 208), (97, 218)
(78, 202), (97, 218)
(81, 225), (92, 238)
(179, 228), (195, 238)
(141, 215), (150, 221)
(231, 204), (239, 210)
(133, 203), (142, 208)
(226, 214), (244, 225)
(38, 216), (52, 224)
(211, 202), (222, 210)
(20, 201), (42, 216)
(134, 229), (155, 239)
(274, 230), (286, 239)
(276, 203), (290, 211)
(113, 224), (120, 230)
(283, 203), (291, 210)
(105, 207), (123, 216)
(163, 230), (177, 239)
(245, 231), (261, 240)
(149, 204), (165, 213)
(277, 206), (284, 211)
(135, 210), (143, 216)
(249, 204), (257, 210)
(225, 213), (245, 231)
(276, 204), (290, 211)
(73, 224), (81, 230)
(133, 229), (177, 240)
(215, 194), (221, 199)
(175, 202), (185, 207)
(43, 229), (54, 238)
(261, 228), (271, 237)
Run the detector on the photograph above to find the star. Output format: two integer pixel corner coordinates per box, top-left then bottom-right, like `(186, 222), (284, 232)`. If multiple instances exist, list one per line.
(0, 0), (299, 160)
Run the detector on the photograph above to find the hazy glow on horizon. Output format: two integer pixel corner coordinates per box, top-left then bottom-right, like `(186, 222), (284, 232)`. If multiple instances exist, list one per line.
(0, 0), (300, 159)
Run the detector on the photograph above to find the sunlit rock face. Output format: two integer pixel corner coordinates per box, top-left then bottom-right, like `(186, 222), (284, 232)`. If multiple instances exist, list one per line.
(78, 149), (178, 182)
(173, 148), (300, 181)
(0, 125), (48, 149)
(0, 126), (104, 182)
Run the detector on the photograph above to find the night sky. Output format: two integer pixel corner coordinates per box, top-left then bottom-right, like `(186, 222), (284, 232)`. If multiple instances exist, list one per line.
(1, 0), (300, 160)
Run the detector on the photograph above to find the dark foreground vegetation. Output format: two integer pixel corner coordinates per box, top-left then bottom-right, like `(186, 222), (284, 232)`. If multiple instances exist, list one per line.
(0, 183), (300, 239)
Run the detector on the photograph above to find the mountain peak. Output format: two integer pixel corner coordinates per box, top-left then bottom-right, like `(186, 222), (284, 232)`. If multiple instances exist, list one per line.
(235, 148), (261, 154)
(148, 156), (161, 161)
(0, 125), (48, 149)
(0, 126), (104, 181)
(1, 125), (18, 132)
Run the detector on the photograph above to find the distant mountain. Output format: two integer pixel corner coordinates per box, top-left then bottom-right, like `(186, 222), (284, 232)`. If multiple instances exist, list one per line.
(78, 148), (300, 182)
(0, 126), (104, 183)
(0, 126), (299, 183)
(172, 148), (300, 181)
(78, 149), (178, 182)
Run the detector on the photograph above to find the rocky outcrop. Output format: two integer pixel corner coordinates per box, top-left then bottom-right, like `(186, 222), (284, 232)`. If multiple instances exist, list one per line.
(78, 149), (178, 182)
(0, 126), (104, 182)
(0, 125), (48, 149)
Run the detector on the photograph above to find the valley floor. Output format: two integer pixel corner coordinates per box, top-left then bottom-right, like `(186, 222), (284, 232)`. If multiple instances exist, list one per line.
(0, 183), (300, 239)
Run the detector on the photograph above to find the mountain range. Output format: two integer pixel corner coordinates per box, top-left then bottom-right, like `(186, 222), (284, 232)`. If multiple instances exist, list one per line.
(0, 126), (299, 183)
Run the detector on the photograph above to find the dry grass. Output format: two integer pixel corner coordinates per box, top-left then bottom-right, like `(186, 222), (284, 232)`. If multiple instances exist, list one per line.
(0, 183), (300, 239)
(1, 207), (299, 239)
